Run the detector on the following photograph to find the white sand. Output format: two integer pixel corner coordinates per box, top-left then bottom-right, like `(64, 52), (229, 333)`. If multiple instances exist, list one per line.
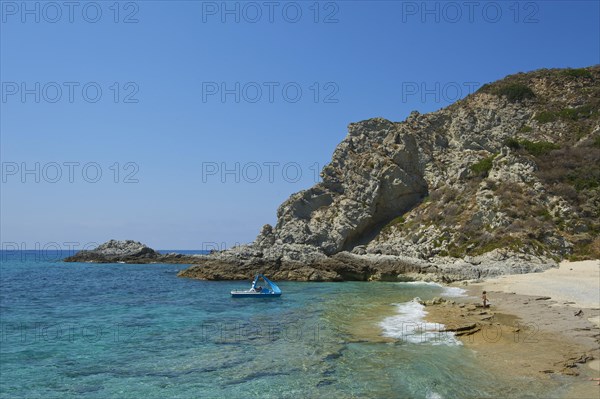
(477, 260), (600, 310)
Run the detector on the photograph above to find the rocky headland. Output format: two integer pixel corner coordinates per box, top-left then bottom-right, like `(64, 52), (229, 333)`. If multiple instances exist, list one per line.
(66, 66), (600, 282)
(63, 240), (203, 264)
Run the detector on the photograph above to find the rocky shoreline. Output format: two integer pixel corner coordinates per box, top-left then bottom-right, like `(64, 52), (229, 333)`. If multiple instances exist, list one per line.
(64, 239), (556, 282)
(64, 67), (598, 283)
(176, 242), (556, 282)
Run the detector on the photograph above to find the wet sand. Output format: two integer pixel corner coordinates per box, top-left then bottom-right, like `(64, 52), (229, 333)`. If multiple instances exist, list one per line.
(427, 260), (600, 398)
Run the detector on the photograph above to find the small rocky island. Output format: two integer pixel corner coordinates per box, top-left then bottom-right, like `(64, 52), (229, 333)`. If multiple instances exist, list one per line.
(63, 240), (202, 264)
(65, 66), (600, 282)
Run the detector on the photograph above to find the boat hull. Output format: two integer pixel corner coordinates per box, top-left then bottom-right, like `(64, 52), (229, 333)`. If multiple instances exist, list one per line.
(231, 274), (282, 298)
(231, 291), (281, 298)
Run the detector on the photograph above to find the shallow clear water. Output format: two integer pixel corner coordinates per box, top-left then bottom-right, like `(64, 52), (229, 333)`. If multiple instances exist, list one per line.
(1, 251), (566, 398)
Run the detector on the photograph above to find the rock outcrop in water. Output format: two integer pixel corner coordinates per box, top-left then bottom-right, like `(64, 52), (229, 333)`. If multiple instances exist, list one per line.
(67, 67), (600, 282)
(63, 240), (200, 264)
(63, 240), (157, 262)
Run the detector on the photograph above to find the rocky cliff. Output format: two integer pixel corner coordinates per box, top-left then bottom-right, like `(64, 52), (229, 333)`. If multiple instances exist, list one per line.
(67, 67), (599, 282)
(179, 66), (599, 281)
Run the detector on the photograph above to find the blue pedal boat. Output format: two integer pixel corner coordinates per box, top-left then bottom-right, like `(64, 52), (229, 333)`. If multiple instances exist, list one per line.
(231, 274), (282, 298)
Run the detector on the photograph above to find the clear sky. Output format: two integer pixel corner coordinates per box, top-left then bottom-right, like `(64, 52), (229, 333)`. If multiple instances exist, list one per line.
(1, 0), (599, 250)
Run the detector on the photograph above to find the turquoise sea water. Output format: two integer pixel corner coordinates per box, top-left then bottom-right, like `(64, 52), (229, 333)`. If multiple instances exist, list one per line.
(1, 251), (569, 398)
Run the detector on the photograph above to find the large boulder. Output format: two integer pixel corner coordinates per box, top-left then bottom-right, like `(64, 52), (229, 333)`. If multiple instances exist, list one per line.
(64, 240), (160, 263)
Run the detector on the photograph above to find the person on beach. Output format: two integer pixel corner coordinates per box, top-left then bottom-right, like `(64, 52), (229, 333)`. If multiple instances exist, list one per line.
(482, 291), (489, 308)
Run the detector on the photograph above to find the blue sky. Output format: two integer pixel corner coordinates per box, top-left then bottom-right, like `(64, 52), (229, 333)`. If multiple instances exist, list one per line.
(1, 0), (599, 250)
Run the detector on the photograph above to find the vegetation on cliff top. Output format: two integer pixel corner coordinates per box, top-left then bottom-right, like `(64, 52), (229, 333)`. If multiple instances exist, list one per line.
(373, 66), (600, 261)
(492, 83), (536, 103)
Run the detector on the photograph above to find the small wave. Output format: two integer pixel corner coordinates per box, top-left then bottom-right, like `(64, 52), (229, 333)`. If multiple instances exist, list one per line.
(426, 392), (443, 399)
(398, 281), (467, 297)
(402, 281), (440, 286)
(441, 286), (467, 298)
(379, 299), (461, 346)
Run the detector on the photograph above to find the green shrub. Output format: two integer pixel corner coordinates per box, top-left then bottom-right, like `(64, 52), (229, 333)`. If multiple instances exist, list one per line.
(575, 104), (596, 117)
(593, 135), (600, 148)
(536, 208), (552, 221)
(493, 83), (536, 102)
(382, 215), (406, 233)
(470, 154), (496, 177)
(503, 138), (559, 156)
(388, 215), (405, 226)
(519, 139), (560, 156)
(568, 238), (600, 261)
(535, 105), (596, 124)
(535, 111), (557, 123)
(470, 237), (525, 256)
(574, 125), (589, 141)
(557, 108), (579, 120)
(572, 176), (599, 191)
(558, 105), (597, 120)
(447, 242), (470, 258)
(536, 146), (600, 204)
(504, 137), (521, 150)
(562, 68), (592, 78)
(519, 125), (533, 133)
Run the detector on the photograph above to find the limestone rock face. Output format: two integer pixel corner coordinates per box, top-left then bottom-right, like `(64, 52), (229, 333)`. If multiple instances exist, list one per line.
(94, 240), (156, 257)
(272, 118), (428, 255)
(81, 67), (600, 281)
(178, 66), (599, 280)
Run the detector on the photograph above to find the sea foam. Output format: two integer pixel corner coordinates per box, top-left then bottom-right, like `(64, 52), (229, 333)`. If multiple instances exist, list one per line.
(379, 298), (461, 346)
(426, 392), (444, 399)
(400, 281), (467, 297)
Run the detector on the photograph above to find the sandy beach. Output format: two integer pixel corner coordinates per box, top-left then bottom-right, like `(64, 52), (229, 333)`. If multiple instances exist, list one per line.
(424, 260), (600, 399)
(471, 260), (600, 310)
